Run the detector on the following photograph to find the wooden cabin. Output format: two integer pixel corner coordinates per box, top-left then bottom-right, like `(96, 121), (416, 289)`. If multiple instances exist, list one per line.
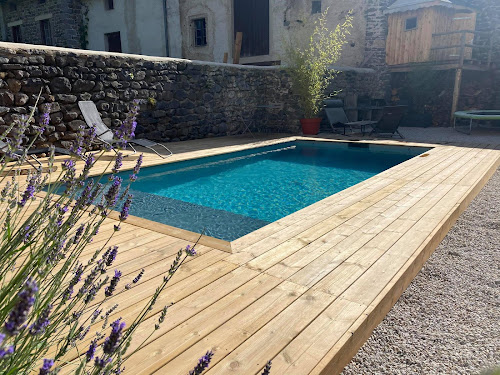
(385, 0), (478, 68)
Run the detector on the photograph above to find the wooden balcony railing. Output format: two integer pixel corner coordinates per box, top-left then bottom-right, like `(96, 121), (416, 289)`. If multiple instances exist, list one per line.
(430, 29), (495, 69)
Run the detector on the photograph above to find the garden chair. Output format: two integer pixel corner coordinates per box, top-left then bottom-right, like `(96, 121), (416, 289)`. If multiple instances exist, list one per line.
(78, 101), (173, 158)
(369, 106), (408, 139)
(0, 140), (72, 171)
(324, 99), (377, 135)
(0, 139), (44, 171)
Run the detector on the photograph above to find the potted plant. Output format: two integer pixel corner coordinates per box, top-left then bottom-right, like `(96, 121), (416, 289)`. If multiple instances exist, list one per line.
(282, 9), (353, 135)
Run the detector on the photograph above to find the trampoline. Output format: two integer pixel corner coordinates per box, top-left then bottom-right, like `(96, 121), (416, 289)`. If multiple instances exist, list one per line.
(454, 110), (500, 134)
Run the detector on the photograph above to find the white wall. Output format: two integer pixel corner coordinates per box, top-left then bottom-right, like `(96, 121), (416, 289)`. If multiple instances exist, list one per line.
(179, 0), (366, 66)
(87, 0), (169, 57)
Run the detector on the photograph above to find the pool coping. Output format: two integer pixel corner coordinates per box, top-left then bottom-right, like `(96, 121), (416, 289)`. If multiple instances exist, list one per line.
(100, 136), (437, 253)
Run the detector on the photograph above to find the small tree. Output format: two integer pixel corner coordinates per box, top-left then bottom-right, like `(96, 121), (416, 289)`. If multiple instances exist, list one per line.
(282, 9), (353, 118)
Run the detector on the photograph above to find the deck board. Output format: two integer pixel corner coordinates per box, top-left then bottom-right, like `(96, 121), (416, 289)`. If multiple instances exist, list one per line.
(7, 135), (498, 375)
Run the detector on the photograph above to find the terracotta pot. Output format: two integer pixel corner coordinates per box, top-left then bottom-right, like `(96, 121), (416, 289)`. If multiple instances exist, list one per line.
(300, 118), (321, 135)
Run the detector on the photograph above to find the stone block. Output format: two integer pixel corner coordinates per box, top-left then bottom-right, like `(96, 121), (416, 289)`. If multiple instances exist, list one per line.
(0, 91), (14, 106)
(50, 77), (72, 93)
(7, 79), (22, 93)
(15, 93), (29, 106)
(68, 120), (86, 132)
(56, 94), (78, 103)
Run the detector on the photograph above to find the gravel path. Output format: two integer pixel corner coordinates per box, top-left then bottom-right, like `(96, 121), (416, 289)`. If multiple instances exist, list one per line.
(399, 127), (500, 145)
(342, 168), (500, 375)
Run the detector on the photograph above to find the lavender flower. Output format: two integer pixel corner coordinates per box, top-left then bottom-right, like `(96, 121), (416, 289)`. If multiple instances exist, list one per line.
(19, 174), (40, 207)
(154, 305), (170, 330)
(95, 357), (112, 368)
(5, 278), (38, 335)
(62, 264), (84, 302)
(73, 224), (85, 244)
(126, 268), (145, 290)
(38, 106), (50, 134)
(104, 177), (122, 207)
(0, 345), (14, 358)
(261, 361), (272, 375)
(103, 319), (126, 355)
(112, 152), (124, 174)
(86, 340), (97, 362)
(189, 351), (214, 375)
(129, 154), (143, 181)
(119, 195), (132, 221)
(29, 304), (52, 335)
(39, 358), (54, 375)
(133, 269), (144, 284)
(105, 270), (122, 297)
(114, 100), (139, 146)
(185, 244), (197, 257)
(103, 246), (118, 267)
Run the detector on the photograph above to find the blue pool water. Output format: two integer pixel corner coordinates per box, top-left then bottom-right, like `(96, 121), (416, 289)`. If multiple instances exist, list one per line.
(108, 141), (428, 241)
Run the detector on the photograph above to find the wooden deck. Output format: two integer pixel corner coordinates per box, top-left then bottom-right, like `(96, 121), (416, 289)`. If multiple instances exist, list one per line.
(21, 135), (500, 374)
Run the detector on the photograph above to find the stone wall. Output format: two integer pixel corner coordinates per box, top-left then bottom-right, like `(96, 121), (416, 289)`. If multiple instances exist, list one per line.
(0, 42), (307, 149)
(1, 0), (82, 49)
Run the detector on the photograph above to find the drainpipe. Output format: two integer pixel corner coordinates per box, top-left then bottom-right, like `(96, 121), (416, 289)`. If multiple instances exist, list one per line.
(163, 0), (169, 56)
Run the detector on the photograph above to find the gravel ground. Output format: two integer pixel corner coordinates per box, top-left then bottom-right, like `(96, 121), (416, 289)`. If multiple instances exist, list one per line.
(399, 126), (500, 145)
(342, 168), (500, 375)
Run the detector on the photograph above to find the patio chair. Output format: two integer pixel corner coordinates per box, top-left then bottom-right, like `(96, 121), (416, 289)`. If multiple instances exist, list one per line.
(0, 139), (43, 170)
(78, 101), (172, 158)
(0, 140), (71, 171)
(324, 99), (377, 135)
(369, 106), (408, 139)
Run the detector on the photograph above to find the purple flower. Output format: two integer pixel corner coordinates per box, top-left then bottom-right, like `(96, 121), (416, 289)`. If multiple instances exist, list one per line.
(29, 304), (52, 335)
(133, 269), (144, 284)
(189, 350), (214, 375)
(86, 340), (97, 362)
(185, 244), (197, 257)
(105, 270), (122, 297)
(62, 264), (84, 302)
(112, 152), (124, 174)
(261, 361), (272, 375)
(39, 358), (54, 375)
(103, 319), (126, 355)
(104, 177), (122, 207)
(73, 224), (85, 244)
(0, 345), (14, 358)
(119, 195), (132, 221)
(19, 174), (40, 207)
(114, 100), (139, 146)
(5, 278), (38, 335)
(95, 357), (112, 368)
(103, 246), (118, 267)
(0, 334), (4, 345)
(130, 154), (143, 181)
(39, 105), (51, 133)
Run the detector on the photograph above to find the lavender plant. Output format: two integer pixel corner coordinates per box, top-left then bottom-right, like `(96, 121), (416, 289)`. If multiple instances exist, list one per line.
(0, 98), (209, 374)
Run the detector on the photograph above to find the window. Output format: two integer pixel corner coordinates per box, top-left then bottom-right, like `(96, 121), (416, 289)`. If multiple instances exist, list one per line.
(12, 25), (22, 43)
(105, 0), (114, 10)
(405, 17), (418, 31)
(40, 19), (53, 45)
(106, 32), (122, 52)
(312, 1), (322, 14)
(193, 18), (207, 47)
(234, 0), (269, 57)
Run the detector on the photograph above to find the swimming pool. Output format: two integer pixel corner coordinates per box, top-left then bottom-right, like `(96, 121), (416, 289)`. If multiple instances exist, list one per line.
(113, 141), (428, 241)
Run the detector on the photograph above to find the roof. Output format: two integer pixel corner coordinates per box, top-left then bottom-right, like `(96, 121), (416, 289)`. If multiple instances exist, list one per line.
(384, 0), (468, 14)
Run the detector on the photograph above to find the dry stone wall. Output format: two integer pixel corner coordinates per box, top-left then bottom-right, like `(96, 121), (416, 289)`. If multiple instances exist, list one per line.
(0, 42), (303, 149)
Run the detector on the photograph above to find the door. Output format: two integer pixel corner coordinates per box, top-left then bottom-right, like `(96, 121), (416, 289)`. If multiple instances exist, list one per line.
(233, 0), (270, 57)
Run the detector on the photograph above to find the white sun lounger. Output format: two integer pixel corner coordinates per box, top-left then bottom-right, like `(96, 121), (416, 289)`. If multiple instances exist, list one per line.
(78, 101), (172, 158)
